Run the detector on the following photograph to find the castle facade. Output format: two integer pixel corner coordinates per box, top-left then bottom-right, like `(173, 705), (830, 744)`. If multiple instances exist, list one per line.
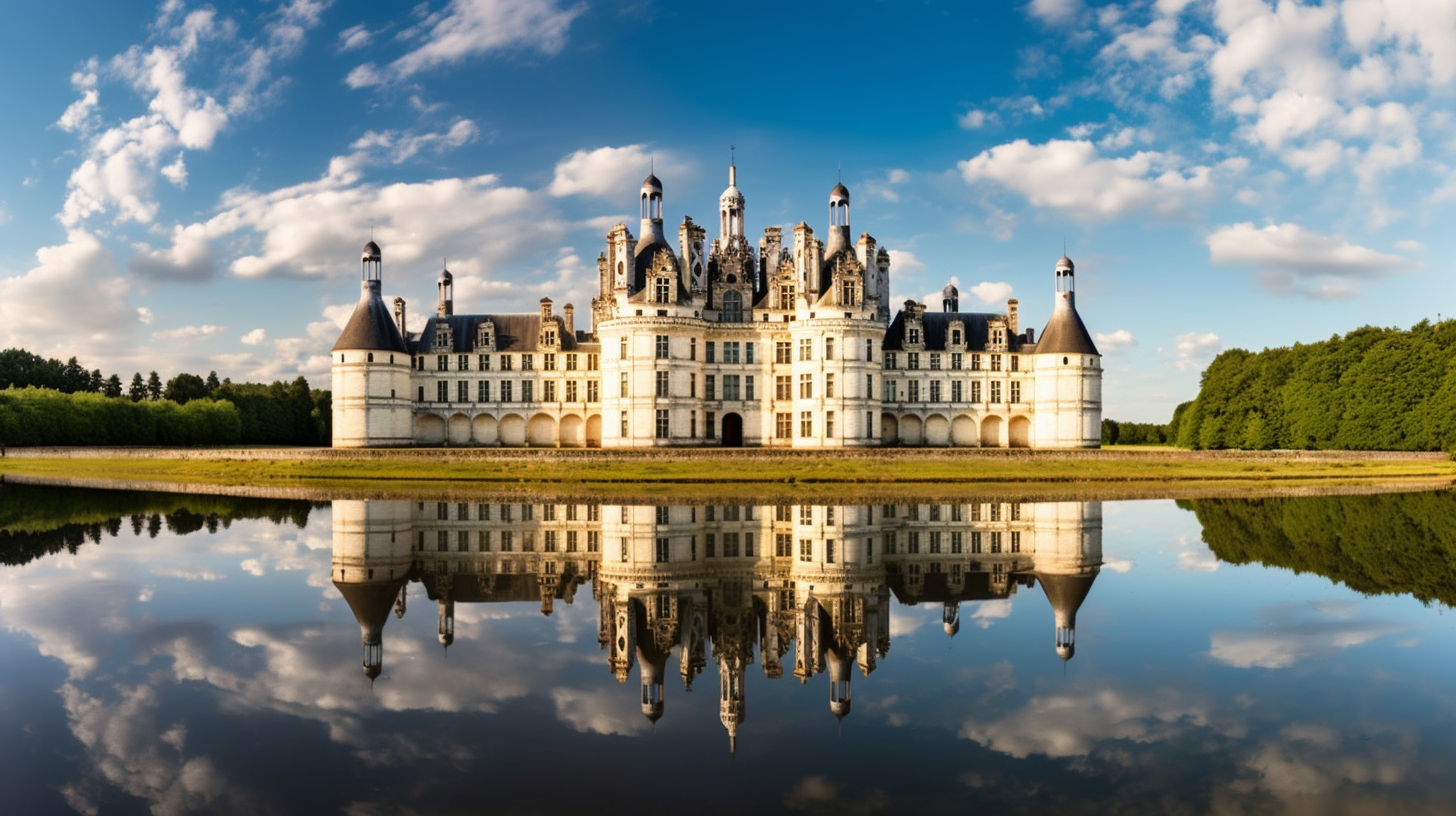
(331, 168), (1101, 448)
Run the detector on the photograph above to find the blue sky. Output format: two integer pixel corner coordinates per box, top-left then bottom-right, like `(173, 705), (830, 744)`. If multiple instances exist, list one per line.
(1, 0), (1453, 421)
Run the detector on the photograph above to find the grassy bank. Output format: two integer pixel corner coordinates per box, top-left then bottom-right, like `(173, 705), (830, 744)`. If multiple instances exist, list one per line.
(2, 446), (1452, 503)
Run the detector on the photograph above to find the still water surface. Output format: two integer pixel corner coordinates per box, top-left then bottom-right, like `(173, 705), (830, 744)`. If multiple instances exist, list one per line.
(3, 484), (1456, 815)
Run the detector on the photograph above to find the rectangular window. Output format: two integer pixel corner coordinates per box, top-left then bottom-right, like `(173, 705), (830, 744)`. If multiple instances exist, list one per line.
(971, 381), (982, 402)
(723, 342), (740, 364)
(566, 530), (579, 553)
(566, 380), (578, 401)
(655, 538), (670, 563)
(620, 411), (628, 437)
(825, 337), (835, 360)
(776, 412), (792, 438)
(521, 381), (533, 402)
(745, 343), (755, 364)
(706, 375), (716, 400)
(722, 533), (740, 558)
(544, 530), (558, 552)
(620, 337), (628, 359)
(951, 380), (962, 402)
(690, 411), (697, 437)
(929, 531), (942, 554)
(826, 539), (836, 564)
(437, 355), (448, 371)
(908, 380), (920, 402)
(689, 373), (696, 398)
(588, 531), (600, 552)
(500, 531), (513, 552)
(825, 411), (835, 437)
(885, 352), (897, 370)
(478, 380), (490, 402)
(865, 338), (874, 362)
(480, 530), (492, 552)
(776, 375), (791, 400)
(991, 354), (1003, 372)
(544, 381), (557, 401)
(951, 352), (963, 370)
(930, 353), (941, 370)
(952, 532), (963, 554)
(799, 373), (813, 399)
(656, 370), (669, 397)
(566, 353), (577, 371)
(908, 531), (920, 554)
(799, 338), (812, 361)
(690, 338), (697, 360)
(882, 532), (895, 556)
(971, 354), (981, 371)
(655, 335), (669, 359)
(587, 381), (599, 402)
(706, 411), (716, 438)
(776, 532), (792, 557)
(1011, 531), (1022, 553)
(723, 375), (741, 401)
(588, 353), (599, 371)
(521, 355), (533, 371)
(1011, 355), (1019, 372)
(745, 376), (754, 400)
(991, 532), (1003, 553)
(800, 411), (813, 437)
(799, 505), (813, 525)
(799, 539), (813, 562)
(706, 342), (716, 363)
(457, 380), (469, 402)
(655, 409), (669, 439)
(543, 353), (556, 371)
(480, 354), (491, 371)
(991, 381), (1002, 403)
(458, 354), (469, 371)
(908, 352), (920, 370)
(500, 354), (513, 371)
(930, 380), (942, 402)
(437, 381), (448, 402)
(825, 373), (835, 398)
(775, 341), (791, 364)
(620, 372), (629, 397)
(1010, 381), (1021, 403)
(620, 537), (628, 562)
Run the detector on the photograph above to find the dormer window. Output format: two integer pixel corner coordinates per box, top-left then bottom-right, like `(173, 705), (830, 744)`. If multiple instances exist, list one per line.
(951, 328), (962, 345)
(654, 277), (671, 303)
(908, 328), (921, 345)
(544, 329), (557, 346)
(842, 280), (857, 305)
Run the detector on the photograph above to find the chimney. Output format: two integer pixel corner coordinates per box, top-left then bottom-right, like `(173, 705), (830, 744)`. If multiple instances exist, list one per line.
(540, 297), (553, 323)
(1007, 299), (1019, 335)
(393, 297), (407, 339)
(563, 304), (575, 337)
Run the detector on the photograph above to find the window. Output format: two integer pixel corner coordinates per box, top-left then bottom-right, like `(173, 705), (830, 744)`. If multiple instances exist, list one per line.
(436, 381), (448, 402)
(865, 338), (874, 362)
(619, 411), (628, 436)
(706, 412), (716, 438)
(655, 409), (669, 439)
(991, 532), (1003, 553)
(706, 342), (716, 363)
(655, 537), (670, 563)
(971, 381), (982, 402)
(825, 411), (835, 437)
(951, 381), (962, 402)
(1010, 355), (1019, 372)
(437, 355), (448, 371)
(521, 381), (533, 402)
(951, 352), (963, 370)
(501, 531), (513, 552)
(720, 290), (744, 322)
(930, 380), (942, 402)
(951, 328), (962, 345)
(799, 338), (812, 361)
(654, 277), (671, 303)
(990, 381), (1002, 403)
(690, 411), (697, 437)
(908, 352), (920, 370)
(690, 338), (697, 360)
(825, 373), (835, 398)
(723, 342), (741, 364)
(930, 354), (941, 370)
(952, 532), (963, 554)
(457, 380), (469, 402)
(521, 355), (533, 371)
(620, 337), (628, 359)
(930, 532), (942, 554)
(566, 353), (577, 371)
(620, 537), (628, 562)
(825, 337), (835, 360)
(480, 354), (491, 371)
(706, 375), (716, 400)
(566, 380), (578, 401)
(543, 380), (557, 401)
(799, 539), (813, 562)
(1011, 531), (1021, 553)
(655, 335), (669, 359)
(620, 372), (629, 397)
(971, 354), (981, 371)
(775, 341), (791, 364)
(826, 539), (836, 563)
(690, 373), (696, 398)
(885, 353), (897, 370)
(722, 533), (740, 557)
(745, 376), (754, 400)
(800, 411), (813, 437)
(799, 373), (813, 399)
(501, 355), (514, 371)
(543, 353), (556, 371)
(908, 381), (920, 402)
(501, 381), (513, 402)
(458, 354), (469, 371)
(776, 375), (791, 400)
(1010, 381), (1021, 402)
(866, 374), (873, 399)
(908, 328), (921, 344)
(656, 371), (669, 397)
(776, 533), (792, 557)
(587, 381), (599, 402)
(776, 412), (792, 438)
(745, 343), (755, 364)
(908, 532), (920, 554)
(723, 375), (740, 401)
(588, 353), (599, 370)
(991, 354), (1003, 372)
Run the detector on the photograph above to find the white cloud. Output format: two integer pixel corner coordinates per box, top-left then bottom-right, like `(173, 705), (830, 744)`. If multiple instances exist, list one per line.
(958, 109), (997, 129)
(137, 307), (154, 324)
(151, 325), (226, 342)
(959, 139), (1225, 220)
(550, 687), (647, 736)
(1094, 328), (1136, 353)
(349, 0), (584, 87)
(549, 144), (681, 200)
(1207, 222), (1413, 298)
(886, 249), (924, 273)
(971, 281), (1013, 304)
(1175, 331), (1221, 370)
(1210, 603), (1408, 669)
(971, 600), (1013, 629)
(129, 222), (214, 281)
(0, 231), (135, 363)
(337, 23), (372, 52)
(961, 687), (1209, 759)
(1026, 0), (1083, 26)
(240, 328), (266, 345)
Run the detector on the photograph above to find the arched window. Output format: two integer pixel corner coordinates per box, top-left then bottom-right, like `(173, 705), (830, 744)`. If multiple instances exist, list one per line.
(720, 291), (743, 323)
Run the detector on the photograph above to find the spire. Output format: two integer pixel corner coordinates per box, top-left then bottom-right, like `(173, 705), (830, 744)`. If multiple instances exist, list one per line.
(720, 147), (745, 243)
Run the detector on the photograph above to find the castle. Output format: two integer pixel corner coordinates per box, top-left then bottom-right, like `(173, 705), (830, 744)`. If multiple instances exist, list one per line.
(331, 167), (1101, 448)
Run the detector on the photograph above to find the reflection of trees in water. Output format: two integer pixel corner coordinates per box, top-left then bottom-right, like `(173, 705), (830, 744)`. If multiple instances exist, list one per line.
(1182, 491), (1456, 606)
(0, 484), (321, 566)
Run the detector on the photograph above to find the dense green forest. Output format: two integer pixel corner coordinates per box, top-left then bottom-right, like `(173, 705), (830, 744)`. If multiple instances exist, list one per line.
(1181, 491), (1456, 607)
(1172, 321), (1456, 450)
(0, 348), (330, 446)
(0, 483), (321, 567)
(1101, 419), (1174, 445)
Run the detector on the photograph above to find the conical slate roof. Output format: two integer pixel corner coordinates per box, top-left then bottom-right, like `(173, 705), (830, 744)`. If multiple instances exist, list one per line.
(333, 283), (409, 353)
(1036, 297), (1099, 355)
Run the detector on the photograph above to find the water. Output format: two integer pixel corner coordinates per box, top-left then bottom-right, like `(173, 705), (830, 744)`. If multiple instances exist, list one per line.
(3, 484), (1456, 815)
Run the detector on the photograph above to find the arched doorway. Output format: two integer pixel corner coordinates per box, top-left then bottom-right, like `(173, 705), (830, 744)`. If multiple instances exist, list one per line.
(1008, 416), (1032, 448)
(952, 415), (977, 447)
(721, 413), (743, 447)
(980, 415), (1003, 448)
(416, 414), (445, 445)
(925, 414), (950, 446)
(585, 414), (602, 447)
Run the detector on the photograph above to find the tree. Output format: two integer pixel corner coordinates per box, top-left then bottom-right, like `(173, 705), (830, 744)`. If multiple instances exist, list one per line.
(164, 373), (210, 405)
(205, 370), (220, 394)
(146, 371), (163, 401)
(128, 373), (146, 402)
(103, 374), (123, 398)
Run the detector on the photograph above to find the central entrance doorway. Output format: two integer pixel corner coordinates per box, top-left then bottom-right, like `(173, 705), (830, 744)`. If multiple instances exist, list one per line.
(721, 413), (743, 447)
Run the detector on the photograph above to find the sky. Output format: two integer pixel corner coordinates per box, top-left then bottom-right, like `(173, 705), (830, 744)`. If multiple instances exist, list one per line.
(1, 0), (1453, 422)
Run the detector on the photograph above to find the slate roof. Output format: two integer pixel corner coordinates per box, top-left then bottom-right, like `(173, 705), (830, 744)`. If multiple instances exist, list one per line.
(411, 312), (589, 354)
(332, 282), (409, 353)
(1035, 299), (1099, 355)
(882, 310), (1027, 352)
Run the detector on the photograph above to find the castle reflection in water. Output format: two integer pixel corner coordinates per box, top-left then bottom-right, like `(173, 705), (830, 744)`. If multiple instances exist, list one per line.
(332, 499), (1102, 750)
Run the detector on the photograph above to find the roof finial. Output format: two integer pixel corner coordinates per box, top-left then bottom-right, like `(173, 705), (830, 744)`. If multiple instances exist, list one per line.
(838, 161), (842, 183)
(730, 144), (735, 166)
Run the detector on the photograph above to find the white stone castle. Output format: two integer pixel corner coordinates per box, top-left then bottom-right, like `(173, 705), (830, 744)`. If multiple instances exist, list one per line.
(331, 166), (1101, 448)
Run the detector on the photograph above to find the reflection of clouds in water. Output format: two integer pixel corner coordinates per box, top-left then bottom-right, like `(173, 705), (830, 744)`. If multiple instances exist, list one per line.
(551, 687), (647, 736)
(1102, 557), (1134, 574)
(888, 604), (938, 637)
(971, 599), (1013, 629)
(1168, 533), (1219, 572)
(783, 775), (889, 815)
(1210, 602), (1407, 669)
(960, 687), (1212, 759)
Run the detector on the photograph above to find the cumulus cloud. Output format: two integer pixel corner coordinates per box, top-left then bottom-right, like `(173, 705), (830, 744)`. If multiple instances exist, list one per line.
(1025, 0), (1084, 27)
(1175, 331), (1221, 370)
(1094, 328), (1136, 353)
(348, 0), (584, 87)
(550, 687), (647, 736)
(337, 23), (372, 52)
(129, 222), (215, 281)
(0, 231), (135, 363)
(958, 109), (998, 130)
(240, 328), (266, 345)
(961, 687), (1209, 759)
(959, 139), (1229, 220)
(971, 281), (1013, 304)
(1210, 603), (1408, 669)
(151, 325), (226, 342)
(549, 144), (684, 200)
(886, 249), (924, 273)
(1207, 222), (1414, 298)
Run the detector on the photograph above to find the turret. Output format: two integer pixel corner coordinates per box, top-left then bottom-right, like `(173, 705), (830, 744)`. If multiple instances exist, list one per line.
(824, 182), (851, 260)
(437, 266), (453, 317)
(1033, 254), (1103, 448)
(332, 240), (413, 447)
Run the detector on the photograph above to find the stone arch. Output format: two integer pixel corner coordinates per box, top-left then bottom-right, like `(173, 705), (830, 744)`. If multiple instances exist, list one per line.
(925, 414), (951, 447)
(416, 414), (446, 445)
(880, 414), (899, 445)
(447, 413), (471, 445)
(585, 414), (603, 447)
(560, 414), (584, 447)
(899, 415), (924, 447)
(472, 414), (498, 446)
(527, 413), (557, 447)
(1008, 415), (1032, 448)
(499, 414), (527, 446)
(980, 415), (1003, 448)
(952, 415), (978, 447)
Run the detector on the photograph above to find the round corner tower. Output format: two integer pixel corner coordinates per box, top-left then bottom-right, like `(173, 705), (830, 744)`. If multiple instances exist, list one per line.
(1031, 254), (1102, 448)
(332, 240), (415, 447)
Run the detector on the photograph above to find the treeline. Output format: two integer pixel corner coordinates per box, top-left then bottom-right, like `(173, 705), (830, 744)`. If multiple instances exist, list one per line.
(1101, 419), (1174, 445)
(1173, 320), (1456, 450)
(0, 348), (330, 446)
(0, 483), (321, 566)
(1181, 492), (1456, 607)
